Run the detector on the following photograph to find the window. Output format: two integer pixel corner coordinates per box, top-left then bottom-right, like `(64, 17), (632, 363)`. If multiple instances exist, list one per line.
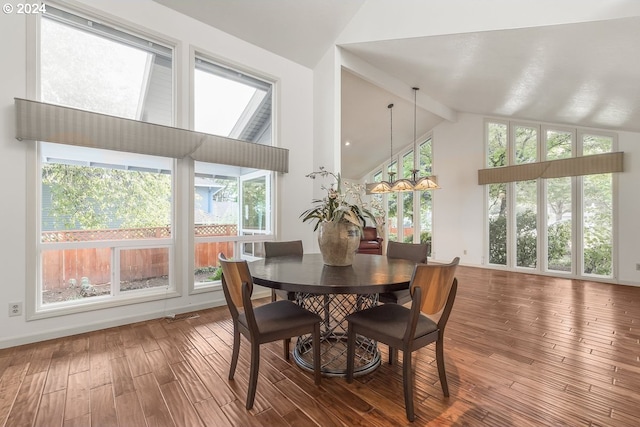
(487, 122), (508, 265)
(513, 124), (539, 268)
(401, 151), (414, 242)
(369, 135), (435, 253)
(194, 58), (272, 142)
(192, 56), (274, 289)
(418, 137), (434, 253)
(387, 161), (398, 241)
(484, 120), (615, 279)
(581, 134), (614, 276)
(41, 7), (173, 125)
(545, 129), (573, 272)
(36, 6), (175, 314)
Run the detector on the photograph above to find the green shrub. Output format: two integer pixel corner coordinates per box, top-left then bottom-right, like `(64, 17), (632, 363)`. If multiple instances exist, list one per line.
(195, 265), (223, 282)
(207, 267), (223, 282)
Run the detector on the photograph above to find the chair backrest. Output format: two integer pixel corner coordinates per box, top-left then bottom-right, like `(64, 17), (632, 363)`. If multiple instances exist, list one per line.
(387, 241), (429, 264)
(361, 227), (378, 241)
(218, 253), (253, 310)
(410, 257), (460, 315)
(264, 240), (303, 258)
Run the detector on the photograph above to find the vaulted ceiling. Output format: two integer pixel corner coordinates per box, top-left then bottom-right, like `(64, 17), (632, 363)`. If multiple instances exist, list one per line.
(153, 0), (640, 179)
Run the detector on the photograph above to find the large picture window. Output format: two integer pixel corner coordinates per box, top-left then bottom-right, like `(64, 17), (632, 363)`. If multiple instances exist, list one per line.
(484, 120), (615, 279)
(35, 6), (175, 314)
(192, 56), (274, 289)
(28, 5), (284, 317)
(369, 136), (434, 254)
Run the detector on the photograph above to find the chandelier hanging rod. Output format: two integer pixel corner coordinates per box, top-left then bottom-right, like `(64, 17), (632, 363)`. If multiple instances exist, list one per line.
(366, 87), (440, 194)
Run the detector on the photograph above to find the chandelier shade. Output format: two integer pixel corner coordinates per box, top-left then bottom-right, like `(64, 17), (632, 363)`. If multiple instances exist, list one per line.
(414, 175), (439, 190)
(366, 88), (440, 194)
(368, 180), (393, 194)
(390, 178), (414, 192)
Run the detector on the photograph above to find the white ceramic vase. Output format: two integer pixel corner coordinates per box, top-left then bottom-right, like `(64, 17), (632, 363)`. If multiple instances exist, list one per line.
(317, 221), (360, 266)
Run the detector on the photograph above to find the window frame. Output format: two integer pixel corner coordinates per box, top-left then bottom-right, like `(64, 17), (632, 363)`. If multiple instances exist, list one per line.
(367, 132), (435, 250)
(510, 121), (540, 271)
(541, 125), (576, 275)
(188, 50), (278, 293)
(483, 118), (617, 280)
(27, 3), (180, 320)
(577, 129), (618, 279)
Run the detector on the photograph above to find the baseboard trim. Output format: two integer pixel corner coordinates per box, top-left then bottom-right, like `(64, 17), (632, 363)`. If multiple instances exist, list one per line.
(1, 289), (270, 349)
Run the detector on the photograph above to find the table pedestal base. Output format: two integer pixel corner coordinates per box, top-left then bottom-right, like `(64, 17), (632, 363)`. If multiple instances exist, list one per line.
(293, 293), (378, 377)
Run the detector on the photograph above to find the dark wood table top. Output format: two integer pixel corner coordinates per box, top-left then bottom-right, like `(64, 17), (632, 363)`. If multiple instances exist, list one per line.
(249, 253), (416, 294)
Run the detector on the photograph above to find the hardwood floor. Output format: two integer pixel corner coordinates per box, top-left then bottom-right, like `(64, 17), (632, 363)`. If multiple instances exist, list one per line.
(1, 266), (639, 426)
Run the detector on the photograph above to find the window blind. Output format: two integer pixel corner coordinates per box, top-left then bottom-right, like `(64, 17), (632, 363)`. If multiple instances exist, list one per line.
(477, 151), (623, 185)
(15, 98), (289, 173)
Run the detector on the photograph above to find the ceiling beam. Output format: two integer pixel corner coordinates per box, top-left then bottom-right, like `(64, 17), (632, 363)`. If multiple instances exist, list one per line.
(339, 48), (457, 122)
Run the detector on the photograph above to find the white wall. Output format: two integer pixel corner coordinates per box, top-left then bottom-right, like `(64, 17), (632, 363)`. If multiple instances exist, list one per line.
(303, 46), (344, 253)
(0, 3), (29, 346)
(616, 130), (640, 284)
(431, 114), (486, 266)
(0, 0), (316, 348)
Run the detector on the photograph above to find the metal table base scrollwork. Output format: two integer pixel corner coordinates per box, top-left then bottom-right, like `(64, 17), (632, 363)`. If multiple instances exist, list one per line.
(292, 292), (379, 377)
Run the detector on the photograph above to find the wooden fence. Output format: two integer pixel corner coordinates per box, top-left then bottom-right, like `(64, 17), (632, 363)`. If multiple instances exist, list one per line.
(42, 225), (237, 290)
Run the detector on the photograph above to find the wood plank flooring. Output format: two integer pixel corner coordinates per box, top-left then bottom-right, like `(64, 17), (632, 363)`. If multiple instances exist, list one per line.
(1, 266), (639, 426)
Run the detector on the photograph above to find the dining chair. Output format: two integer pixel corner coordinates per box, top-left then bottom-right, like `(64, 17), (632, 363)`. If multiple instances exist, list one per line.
(378, 241), (429, 305)
(218, 253), (321, 409)
(346, 257), (460, 422)
(264, 240), (303, 302)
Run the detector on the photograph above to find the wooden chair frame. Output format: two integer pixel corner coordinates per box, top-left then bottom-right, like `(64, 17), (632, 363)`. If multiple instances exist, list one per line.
(264, 240), (302, 303)
(219, 253), (321, 409)
(346, 257), (460, 421)
(379, 241), (430, 305)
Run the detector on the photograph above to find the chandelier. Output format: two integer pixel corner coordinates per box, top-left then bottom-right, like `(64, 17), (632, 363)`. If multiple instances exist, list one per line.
(366, 87), (439, 194)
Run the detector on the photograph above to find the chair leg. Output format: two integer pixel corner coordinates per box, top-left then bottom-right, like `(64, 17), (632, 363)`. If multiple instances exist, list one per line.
(312, 323), (321, 385)
(283, 338), (290, 360)
(271, 289), (277, 302)
(246, 341), (260, 410)
(346, 324), (356, 383)
(229, 325), (240, 380)
(436, 337), (449, 397)
(402, 350), (415, 422)
(389, 346), (398, 365)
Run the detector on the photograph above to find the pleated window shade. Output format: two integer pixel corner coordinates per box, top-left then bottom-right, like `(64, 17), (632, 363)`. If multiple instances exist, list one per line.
(15, 98), (289, 173)
(478, 151), (623, 185)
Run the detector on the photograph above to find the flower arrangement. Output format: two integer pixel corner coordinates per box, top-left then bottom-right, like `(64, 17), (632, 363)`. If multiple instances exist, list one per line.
(300, 167), (382, 231)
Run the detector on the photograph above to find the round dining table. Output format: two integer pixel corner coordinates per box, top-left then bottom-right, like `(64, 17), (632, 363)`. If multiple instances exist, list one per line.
(249, 253), (416, 376)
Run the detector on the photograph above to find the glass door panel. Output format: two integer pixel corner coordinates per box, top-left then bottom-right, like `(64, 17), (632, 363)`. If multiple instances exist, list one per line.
(488, 183), (507, 266)
(546, 177), (572, 272)
(515, 180), (537, 268)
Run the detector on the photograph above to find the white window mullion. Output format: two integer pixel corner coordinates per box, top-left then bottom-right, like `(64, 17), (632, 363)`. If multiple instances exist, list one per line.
(538, 177), (547, 273)
(537, 126), (545, 273)
(575, 174), (584, 276)
(507, 122), (515, 269)
(507, 181), (516, 269)
(572, 175), (581, 276)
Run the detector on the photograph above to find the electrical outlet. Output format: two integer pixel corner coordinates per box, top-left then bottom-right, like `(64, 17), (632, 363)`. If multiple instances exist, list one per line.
(8, 302), (22, 317)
